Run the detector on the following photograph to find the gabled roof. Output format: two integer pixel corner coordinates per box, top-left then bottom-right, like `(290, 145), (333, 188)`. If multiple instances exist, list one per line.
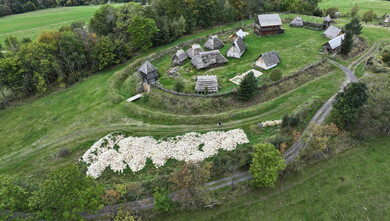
(256, 14), (282, 27)
(324, 34), (345, 49)
(172, 49), (188, 62)
(191, 50), (228, 70)
(235, 29), (247, 39)
(256, 50), (280, 67)
(290, 16), (303, 27)
(324, 25), (343, 39)
(324, 14), (332, 22)
(195, 75), (219, 93)
(186, 44), (204, 58)
(139, 61), (157, 74)
(204, 35), (224, 50)
(231, 37), (246, 54)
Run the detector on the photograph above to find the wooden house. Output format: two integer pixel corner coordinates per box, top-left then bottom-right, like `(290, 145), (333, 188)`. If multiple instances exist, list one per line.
(172, 49), (188, 66)
(186, 44), (204, 59)
(231, 29), (248, 41)
(195, 75), (219, 94)
(204, 35), (224, 50)
(290, 16), (303, 27)
(138, 61), (158, 85)
(254, 14), (284, 37)
(322, 34), (345, 54)
(323, 14), (332, 30)
(323, 25), (343, 39)
(255, 50), (280, 70)
(191, 50), (228, 70)
(227, 37), (247, 59)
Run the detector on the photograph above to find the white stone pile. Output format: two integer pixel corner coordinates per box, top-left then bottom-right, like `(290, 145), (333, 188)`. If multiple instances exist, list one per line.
(81, 129), (249, 178)
(261, 120), (282, 127)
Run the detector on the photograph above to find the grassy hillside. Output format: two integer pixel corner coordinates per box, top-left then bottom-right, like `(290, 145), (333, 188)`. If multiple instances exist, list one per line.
(154, 136), (390, 220)
(0, 4), (123, 44)
(319, 0), (390, 16)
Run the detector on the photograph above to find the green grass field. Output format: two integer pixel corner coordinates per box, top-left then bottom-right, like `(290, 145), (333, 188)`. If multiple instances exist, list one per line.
(0, 4), (123, 44)
(319, 0), (390, 16)
(154, 136), (390, 220)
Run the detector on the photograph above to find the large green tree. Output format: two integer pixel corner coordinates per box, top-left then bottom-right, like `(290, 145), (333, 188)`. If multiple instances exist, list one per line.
(59, 31), (87, 76)
(128, 15), (159, 51)
(345, 17), (363, 35)
(341, 30), (354, 56)
(237, 71), (258, 101)
(92, 35), (116, 70)
(90, 5), (117, 36)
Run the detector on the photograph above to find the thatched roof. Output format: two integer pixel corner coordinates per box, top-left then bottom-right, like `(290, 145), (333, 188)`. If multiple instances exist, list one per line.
(323, 34), (345, 50)
(324, 14), (331, 22)
(139, 61), (157, 74)
(324, 25), (343, 39)
(195, 75), (219, 93)
(186, 44), (204, 59)
(257, 50), (280, 67)
(172, 49), (188, 63)
(191, 50), (228, 70)
(290, 16), (303, 27)
(204, 35), (224, 50)
(256, 14), (282, 27)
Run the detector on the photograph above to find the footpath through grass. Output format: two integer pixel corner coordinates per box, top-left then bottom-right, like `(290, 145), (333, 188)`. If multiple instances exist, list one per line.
(154, 136), (390, 221)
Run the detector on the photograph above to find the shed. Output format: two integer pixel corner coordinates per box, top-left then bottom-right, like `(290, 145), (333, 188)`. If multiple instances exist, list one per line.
(254, 14), (284, 36)
(186, 44), (204, 59)
(191, 50), (228, 70)
(385, 15), (390, 23)
(335, 12), (340, 19)
(290, 16), (303, 27)
(323, 25), (343, 39)
(255, 50), (280, 70)
(227, 37), (247, 58)
(172, 49), (188, 66)
(231, 29), (249, 41)
(195, 75), (219, 94)
(138, 61), (158, 85)
(204, 35), (224, 50)
(323, 14), (332, 29)
(322, 34), (345, 53)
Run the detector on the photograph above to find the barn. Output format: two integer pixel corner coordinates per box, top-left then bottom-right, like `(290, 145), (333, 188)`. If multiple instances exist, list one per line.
(195, 75), (219, 94)
(290, 16), (303, 27)
(322, 34), (345, 53)
(138, 61), (158, 85)
(204, 35), (224, 50)
(255, 50), (280, 70)
(324, 25), (343, 39)
(254, 14), (284, 37)
(172, 49), (188, 66)
(191, 50), (228, 70)
(186, 44), (205, 59)
(227, 37), (247, 59)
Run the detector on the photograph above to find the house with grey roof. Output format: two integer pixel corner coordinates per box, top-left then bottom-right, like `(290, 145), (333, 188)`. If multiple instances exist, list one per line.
(290, 16), (303, 27)
(195, 75), (219, 94)
(255, 50), (280, 70)
(172, 49), (188, 66)
(231, 29), (248, 41)
(138, 61), (158, 85)
(186, 44), (204, 59)
(385, 15), (390, 23)
(324, 25), (343, 39)
(227, 37), (247, 58)
(322, 34), (345, 53)
(323, 14), (332, 29)
(191, 50), (228, 70)
(204, 35), (224, 50)
(254, 14), (284, 36)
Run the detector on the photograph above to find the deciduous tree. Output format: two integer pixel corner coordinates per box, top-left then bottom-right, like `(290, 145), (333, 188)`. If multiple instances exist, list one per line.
(128, 15), (159, 51)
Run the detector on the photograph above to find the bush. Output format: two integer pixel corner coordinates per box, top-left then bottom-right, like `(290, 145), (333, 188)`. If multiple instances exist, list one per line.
(153, 187), (174, 214)
(57, 147), (71, 158)
(173, 78), (185, 92)
(269, 69), (282, 81)
(325, 7), (339, 18)
(0, 175), (29, 219)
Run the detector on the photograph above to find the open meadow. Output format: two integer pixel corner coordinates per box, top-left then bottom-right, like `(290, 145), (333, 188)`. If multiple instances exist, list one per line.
(319, 0), (390, 16)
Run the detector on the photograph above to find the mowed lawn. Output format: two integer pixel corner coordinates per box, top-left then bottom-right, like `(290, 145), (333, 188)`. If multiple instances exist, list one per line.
(0, 4), (123, 43)
(319, 0), (390, 16)
(154, 136), (390, 221)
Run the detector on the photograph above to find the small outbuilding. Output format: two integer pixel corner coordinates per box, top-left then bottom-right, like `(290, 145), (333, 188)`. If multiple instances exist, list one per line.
(322, 34), (345, 54)
(323, 14), (332, 29)
(227, 37), (247, 59)
(138, 61), (158, 85)
(231, 29), (249, 41)
(324, 25), (343, 39)
(172, 49), (188, 66)
(290, 16), (304, 27)
(255, 50), (280, 70)
(254, 14), (284, 36)
(186, 44), (205, 59)
(335, 12), (340, 19)
(204, 35), (224, 50)
(195, 75), (219, 94)
(191, 50), (228, 70)
(385, 15), (390, 23)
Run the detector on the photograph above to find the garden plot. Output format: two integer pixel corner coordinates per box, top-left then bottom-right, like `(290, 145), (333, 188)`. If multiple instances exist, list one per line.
(81, 129), (249, 178)
(230, 69), (263, 85)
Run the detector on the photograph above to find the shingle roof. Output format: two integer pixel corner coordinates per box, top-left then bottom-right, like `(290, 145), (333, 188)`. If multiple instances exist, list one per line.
(256, 14), (282, 27)
(191, 50), (228, 70)
(290, 16), (303, 27)
(195, 75), (219, 93)
(324, 25), (343, 39)
(235, 29), (247, 39)
(257, 50), (280, 67)
(324, 14), (331, 22)
(232, 37), (246, 54)
(172, 49), (188, 63)
(326, 34), (345, 49)
(186, 44), (204, 59)
(204, 35), (224, 50)
(139, 61), (157, 74)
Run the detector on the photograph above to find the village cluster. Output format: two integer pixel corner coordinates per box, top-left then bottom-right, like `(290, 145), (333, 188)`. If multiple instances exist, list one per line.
(136, 13), (344, 95)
